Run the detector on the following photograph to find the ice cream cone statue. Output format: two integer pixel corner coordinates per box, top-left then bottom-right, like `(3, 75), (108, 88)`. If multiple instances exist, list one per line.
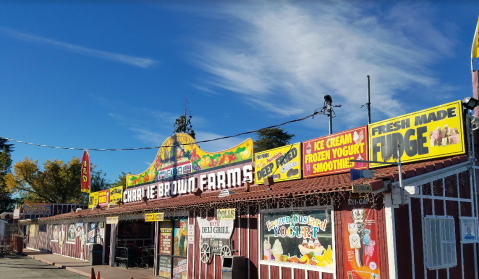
(263, 239), (271, 260)
(348, 223), (361, 268)
(272, 239), (283, 262)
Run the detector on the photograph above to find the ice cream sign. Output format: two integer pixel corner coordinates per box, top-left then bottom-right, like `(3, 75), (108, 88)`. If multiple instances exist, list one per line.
(303, 126), (369, 178)
(369, 100), (465, 168)
(266, 214), (328, 238)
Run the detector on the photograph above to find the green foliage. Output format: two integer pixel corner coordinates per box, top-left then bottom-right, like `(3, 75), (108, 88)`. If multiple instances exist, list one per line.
(173, 115), (196, 139)
(0, 145), (14, 212)
(253, 128), (295, 153)
(0, 138), (14, 155)
(5, 157), (86, 204)
(111, 172), (130, 189)
(90, 169), (111, 192)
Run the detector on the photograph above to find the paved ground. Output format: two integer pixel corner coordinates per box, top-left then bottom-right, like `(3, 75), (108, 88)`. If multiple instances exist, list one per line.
(23, 249), (156, 279)
(0, 254), (86, 279)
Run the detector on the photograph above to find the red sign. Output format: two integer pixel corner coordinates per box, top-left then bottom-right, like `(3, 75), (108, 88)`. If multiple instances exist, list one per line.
(81, 150), (90, 193)
(343, 203), (381, 279)
(98, 189), (110, 207)
(303, 126), (368, 178)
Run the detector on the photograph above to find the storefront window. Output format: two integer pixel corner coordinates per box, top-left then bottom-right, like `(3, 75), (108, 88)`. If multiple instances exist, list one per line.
(261, 207), (334, 269)
(158, 218), (188, 279)
(87, 222), (100, 244)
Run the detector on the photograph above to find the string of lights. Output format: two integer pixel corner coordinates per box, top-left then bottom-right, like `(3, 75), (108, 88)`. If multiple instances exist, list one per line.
(0, 110), (323, 151)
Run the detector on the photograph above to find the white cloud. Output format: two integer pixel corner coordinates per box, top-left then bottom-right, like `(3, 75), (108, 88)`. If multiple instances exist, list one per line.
(129, 128), (166, 146)
(0, 26), (157, 68)
(192, 1), (456, 127)
(195, 132), (248, 152)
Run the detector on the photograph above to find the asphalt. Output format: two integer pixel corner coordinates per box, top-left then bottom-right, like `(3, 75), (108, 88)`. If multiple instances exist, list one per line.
(0, 254), (86, 279)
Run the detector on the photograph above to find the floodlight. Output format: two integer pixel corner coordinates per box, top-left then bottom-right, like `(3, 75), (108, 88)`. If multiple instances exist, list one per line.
(462, 97), (479, 110)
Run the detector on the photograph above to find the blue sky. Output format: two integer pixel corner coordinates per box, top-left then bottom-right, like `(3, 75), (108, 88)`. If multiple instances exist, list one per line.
(0, 1), (478, 183)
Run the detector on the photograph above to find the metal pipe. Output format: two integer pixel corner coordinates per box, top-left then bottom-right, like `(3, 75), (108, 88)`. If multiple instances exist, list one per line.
(367, 75), (371, 124)
(328, 104), (332, 135)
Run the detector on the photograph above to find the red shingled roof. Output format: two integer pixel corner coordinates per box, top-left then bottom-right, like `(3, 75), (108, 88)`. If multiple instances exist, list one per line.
(42, 155), (469, 221)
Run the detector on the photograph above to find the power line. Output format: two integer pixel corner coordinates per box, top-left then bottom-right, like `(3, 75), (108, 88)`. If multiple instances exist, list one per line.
(0, 110), (322, 151)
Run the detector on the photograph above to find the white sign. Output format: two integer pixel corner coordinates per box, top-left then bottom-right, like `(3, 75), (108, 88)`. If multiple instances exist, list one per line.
(197, 217), (234, 239)
(13, 209), (20, 220)
(106, 216), (119, 224)
(188, 224), (195, 243)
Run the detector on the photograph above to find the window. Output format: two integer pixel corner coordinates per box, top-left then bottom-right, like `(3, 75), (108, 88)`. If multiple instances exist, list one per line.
(261, 207), (333, 270)
(424, 216), (457, 269)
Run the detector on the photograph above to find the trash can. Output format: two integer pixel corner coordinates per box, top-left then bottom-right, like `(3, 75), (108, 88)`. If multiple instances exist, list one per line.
(89, 244), (103, 265)
(221, 256), (246, 279)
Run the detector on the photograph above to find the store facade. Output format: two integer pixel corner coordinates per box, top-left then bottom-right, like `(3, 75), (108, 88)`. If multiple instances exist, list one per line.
(23, 100), (479, 279)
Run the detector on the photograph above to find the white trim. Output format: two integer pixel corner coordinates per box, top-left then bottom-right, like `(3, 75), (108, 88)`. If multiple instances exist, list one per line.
(259, 260), (334, 273)
(408, 200), (416, 279)
(392, 162), (470, 188)
(247, 206), (250, 279)
(257, 204), (261, 279)
(384, 193), (398, 279)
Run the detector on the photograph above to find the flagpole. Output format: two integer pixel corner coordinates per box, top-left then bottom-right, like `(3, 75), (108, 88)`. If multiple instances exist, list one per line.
(472, 16), (479, 72)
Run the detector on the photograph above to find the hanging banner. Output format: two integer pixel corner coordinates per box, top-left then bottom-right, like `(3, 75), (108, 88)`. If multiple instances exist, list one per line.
(88, 192), (99, 209)
(23, 203), (52, 216)
(29, 224), (36, 237)
(145, 212), (164, 222)
(369, 101), (465, 168)
(217, 208), (236, 220)
(343, 205), (381, 279)
(126, 133), (253, 187)
(255, 143), (301, 184)
(109, 186), (123, 204)
(303, 126), (368, 178)
(13, 208), (20, 219)
(197, 218), (234, 239)
(98, 189), (110, 207)
(81, 150), (91, 193)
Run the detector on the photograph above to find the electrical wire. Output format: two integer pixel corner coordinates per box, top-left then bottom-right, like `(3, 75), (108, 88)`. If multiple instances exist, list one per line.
(0, 110), (324, 151)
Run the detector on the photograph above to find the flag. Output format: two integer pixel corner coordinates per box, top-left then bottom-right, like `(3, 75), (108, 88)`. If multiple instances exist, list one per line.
(81, 150), (90, 193)
(473, 17), (479, 59)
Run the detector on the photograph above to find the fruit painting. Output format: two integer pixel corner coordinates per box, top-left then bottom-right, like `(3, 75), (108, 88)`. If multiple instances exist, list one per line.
(127, 133), (253, 187)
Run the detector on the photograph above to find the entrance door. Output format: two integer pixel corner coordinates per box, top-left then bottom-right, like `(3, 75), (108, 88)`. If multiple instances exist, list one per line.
(104, 224), (111, 264)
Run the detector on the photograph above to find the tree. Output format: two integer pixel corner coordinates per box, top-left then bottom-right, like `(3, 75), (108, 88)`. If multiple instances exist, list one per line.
(90, 169), (111, 193)
(0, 138), (14, 155)
(253, 128), (295, 153)
(110, 172), (130, 189)
(0, 146), (14, 212)
(4, 156), (86, 204)
(173, 115), (195, 139)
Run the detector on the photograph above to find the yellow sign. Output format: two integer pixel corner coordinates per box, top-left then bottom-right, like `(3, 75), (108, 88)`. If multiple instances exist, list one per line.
(127, 133), (253, 187)
(106, 216), (119, 224)
(254, 143), (301, 184)
(29, 224), (36, 237)
(369, 101), (465, 168)
(109, 186), (123, 204)
(217, 208), (236, 219)
(88, 192), (99, 209)
(145, 212), (164, 222)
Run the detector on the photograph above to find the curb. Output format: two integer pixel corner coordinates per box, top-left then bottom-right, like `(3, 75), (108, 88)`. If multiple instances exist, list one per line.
(23, 253), (90, 278)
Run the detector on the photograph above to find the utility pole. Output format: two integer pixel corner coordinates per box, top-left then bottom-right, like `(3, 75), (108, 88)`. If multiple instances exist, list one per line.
(367, 76), (371, 124)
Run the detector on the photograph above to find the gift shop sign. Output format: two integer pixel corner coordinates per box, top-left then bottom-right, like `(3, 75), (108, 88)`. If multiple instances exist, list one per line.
(255, 143), (302, 184)
(303, 126), (368, 178)
(122, 162), (253, 204)
(197, 218), (234, 239)
(369, 100), (464, 168)
(23, 203), (52, 216)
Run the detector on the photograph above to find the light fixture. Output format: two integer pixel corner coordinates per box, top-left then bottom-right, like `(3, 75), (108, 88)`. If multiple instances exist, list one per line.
(324, 95), (332, 106)
(462, 97), (479, 110)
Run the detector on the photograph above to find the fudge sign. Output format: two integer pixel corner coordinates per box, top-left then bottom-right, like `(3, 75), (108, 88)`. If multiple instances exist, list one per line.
(369, 100), (465, 168)
(197, 218), (234, 239)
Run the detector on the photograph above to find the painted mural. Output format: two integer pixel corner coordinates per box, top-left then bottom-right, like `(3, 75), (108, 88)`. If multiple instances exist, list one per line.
(127, 133), (253, 187)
